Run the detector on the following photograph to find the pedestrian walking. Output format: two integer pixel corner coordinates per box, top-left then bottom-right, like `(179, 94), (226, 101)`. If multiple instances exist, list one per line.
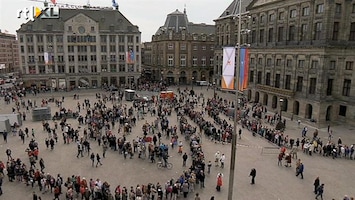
(39, 158), (45, 173)
(249, 168), (256, 184)
(207, 161), (212, 174)
(216, 173), (223, 191)
(296, 162), (304, 179)
(220, 154), (225, 168)
(182, 152), (188, 167)
(2, 130), (7, 143)
(5, 148), (12, 160)
(278, 152), (283, 166)
(238, 128), (242, 139)
(90, 153), (95, 167)
(214, 151), (221, 167)
(96, 153), (102, 167)
(313, 177), (320, 194)
(315, 184), (324, 200)
(32, 128), (35, 138)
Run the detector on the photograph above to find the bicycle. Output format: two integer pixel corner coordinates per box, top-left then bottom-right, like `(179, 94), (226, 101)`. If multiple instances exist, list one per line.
(157, 161), (173, 170)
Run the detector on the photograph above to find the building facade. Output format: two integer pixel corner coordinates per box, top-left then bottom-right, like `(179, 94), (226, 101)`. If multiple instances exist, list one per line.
(17, 7), (141, 90)
(0, 32), (20, 74)
(144, 9), (215, 85)
(214, 0), (253, 87)
(245, 0), (355, 126)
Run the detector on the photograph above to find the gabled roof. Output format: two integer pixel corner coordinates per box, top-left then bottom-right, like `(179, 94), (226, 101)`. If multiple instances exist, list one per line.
(17, 8), (140, 33)
(215, 0), (253, 21)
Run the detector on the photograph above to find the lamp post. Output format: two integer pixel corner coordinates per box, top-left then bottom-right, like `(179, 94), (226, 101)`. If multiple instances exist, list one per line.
(279, 98), (284, 121)
(228, 0), (242, 199)
(191, 76), (194, 90)
(213, 81), (216, 98)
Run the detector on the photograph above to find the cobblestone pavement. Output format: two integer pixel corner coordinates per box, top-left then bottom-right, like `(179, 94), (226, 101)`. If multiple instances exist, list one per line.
(0, 86), (354, 200)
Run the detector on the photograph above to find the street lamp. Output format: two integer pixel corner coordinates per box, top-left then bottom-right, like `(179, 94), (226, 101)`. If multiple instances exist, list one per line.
(213, 81), (216, 98)
(191, 76), (194, 90)
(279, 98), (284, 121)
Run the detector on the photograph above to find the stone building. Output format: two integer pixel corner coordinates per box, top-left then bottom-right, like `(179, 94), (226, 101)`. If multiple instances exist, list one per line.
(145, 9), (215, 85)
(0, 32), (20, 74)
(216, 0), (355, 126)
(17, 7), (141, 89)
(214, 0), (253, 86)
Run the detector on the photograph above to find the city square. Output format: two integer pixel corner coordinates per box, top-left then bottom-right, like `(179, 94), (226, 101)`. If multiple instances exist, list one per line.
(0, 86), (354, 200)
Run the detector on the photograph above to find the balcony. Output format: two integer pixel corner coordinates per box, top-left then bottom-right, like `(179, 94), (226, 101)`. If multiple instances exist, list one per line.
(256, 84), (294, 97)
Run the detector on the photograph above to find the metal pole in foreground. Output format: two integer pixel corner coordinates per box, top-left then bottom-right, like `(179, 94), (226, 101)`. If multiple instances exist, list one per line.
(227, 0), (242, 199)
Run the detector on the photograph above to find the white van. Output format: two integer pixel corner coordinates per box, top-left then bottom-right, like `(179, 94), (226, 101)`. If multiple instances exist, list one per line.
(196, 81), (209, 86)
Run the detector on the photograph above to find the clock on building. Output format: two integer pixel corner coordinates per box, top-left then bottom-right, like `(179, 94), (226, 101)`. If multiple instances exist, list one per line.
(78, 26), (85, 34)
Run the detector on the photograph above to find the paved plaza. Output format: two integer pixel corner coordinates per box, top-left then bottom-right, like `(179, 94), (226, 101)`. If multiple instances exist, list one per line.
(0, 86), (354, 200)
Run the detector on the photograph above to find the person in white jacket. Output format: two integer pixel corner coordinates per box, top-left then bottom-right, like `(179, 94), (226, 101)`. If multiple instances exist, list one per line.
(214, 151), (221, 167)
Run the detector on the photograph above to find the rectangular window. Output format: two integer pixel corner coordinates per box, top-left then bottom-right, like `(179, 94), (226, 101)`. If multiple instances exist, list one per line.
(110, 45), (116, 52)
(58, 65), (65, 73)
(180, 44), (186, 51)
(298, 60), (305, 68)
(90, 45), (96, 52)
(180, 55), (186, 67)
(119, 64), (125, 72)
(276, 59), (281, 66)
(168, 43), (173, 50)
(326, 79), (333, 96)
(192, 57), (198, 66)
(249, 71), (254, 83)
(266, 72), (271, 86)
(101, 45), (107, 52)
(345, 61), (353, 70)
(300, 24), (308, 41)
(333, 22), (339, 40)
(118, 36), (125, 43)
(251, 30), (256, 43)
(278, 27), (284, 42)
(311, 60), (318, 69)
(201, 56), (206, 66)
(267, 58), (272, 66)
(69, 66), (75, 73)
(193, 45), (198, 51)
(289, 25), (295, 41)
(110, 55), (116, 62)
(268, 28), (274, 42)
(285, 75), (291, 90)
(109, 35), (115, 43)
(278, 12), (284, 20)
(259, 29), (264, 43)
(100, 35), (107, 43)
(168, 55), (174, 66)
(296, 76), (303, 91)
(110, 64), (117, 72)
(335, 3), (342, 14)
(269, 13), (275, 22)
(286, 59), (292, 67)
(290, 9), (297, 18)
(339, 105), (347, 116)
(257, 71), (262, 84)
(350, 23), (355, 41)
(342, 79), (351, 96)
(302, 7), (310, 16)
(330, 60), (336, 70)
(68, 46), (74, 53)
(316, 4), (324, 14)
(258, 58), (263, 64)
(309, 78), (317, 94)
(275, 74), (281, 88)
(352, 4), (355, 13)
(260, 15), (265, 23)
(314, 22), (322, 40)
(250, 58), (255, 64)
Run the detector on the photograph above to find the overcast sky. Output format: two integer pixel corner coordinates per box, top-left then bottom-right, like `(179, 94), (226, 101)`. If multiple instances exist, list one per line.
(0, 0), (234, 42)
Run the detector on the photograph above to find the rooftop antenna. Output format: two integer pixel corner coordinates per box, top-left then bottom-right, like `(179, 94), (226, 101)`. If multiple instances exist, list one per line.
(184, 3), (186, 14)
(44, 0), (48, 7)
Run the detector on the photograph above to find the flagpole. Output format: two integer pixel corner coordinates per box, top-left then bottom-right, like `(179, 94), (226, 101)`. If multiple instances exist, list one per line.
(227, 0), (242, 199)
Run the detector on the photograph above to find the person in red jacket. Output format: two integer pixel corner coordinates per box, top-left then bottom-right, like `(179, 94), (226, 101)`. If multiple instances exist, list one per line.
(216, 173), (223, 191)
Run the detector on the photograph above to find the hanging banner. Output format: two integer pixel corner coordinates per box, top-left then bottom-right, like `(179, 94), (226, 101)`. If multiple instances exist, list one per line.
(126, 49), (135, 64)
(239, 48), (249, 91)
(222, 47), (235, 90)
(44, 52), (49, 64)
